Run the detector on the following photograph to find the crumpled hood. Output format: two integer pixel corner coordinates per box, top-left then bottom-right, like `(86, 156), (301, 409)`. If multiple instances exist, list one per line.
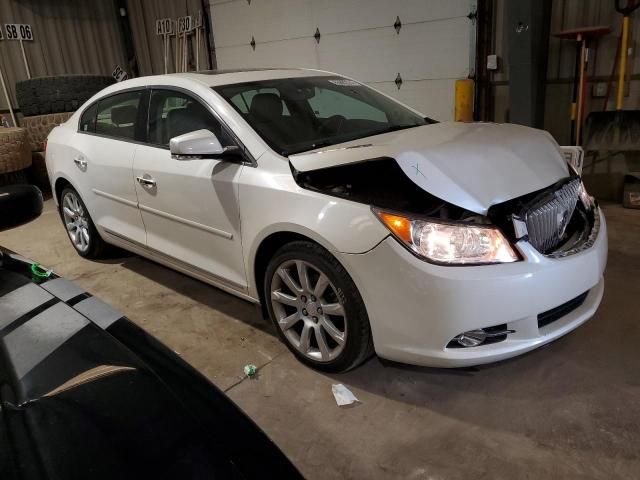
(289, 122), (569, 214)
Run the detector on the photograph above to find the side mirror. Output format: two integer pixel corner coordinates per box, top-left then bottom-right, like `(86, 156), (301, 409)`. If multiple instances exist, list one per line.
(170, 129), (241, 160)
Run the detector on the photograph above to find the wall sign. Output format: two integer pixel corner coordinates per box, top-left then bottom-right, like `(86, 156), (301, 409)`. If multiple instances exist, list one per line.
(4, 24), (33, 41)
(0, 26), (3, 40)
(155, 18), (173, 36)
(112, 65), (128, 82)
(177, 16), (193, 35)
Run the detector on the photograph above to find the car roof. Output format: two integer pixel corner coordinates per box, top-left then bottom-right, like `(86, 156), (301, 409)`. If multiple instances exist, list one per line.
(108, 68), (337, 91)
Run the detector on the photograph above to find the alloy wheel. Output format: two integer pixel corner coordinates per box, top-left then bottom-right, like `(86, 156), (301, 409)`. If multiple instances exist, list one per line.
(270, 259), (347, 362)
(61, 191), (90, 252)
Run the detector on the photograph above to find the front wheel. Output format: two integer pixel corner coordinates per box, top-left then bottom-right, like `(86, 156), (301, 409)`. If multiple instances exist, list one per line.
(264, 241), (374, 372)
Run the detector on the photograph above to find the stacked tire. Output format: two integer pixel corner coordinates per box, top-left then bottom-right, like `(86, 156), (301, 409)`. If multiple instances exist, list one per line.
(0, 128), (31, 186)
(14, 75), (114, 192)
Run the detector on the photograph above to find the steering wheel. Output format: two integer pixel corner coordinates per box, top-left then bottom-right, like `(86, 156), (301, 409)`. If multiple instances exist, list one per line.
(318, 115), (347, 136)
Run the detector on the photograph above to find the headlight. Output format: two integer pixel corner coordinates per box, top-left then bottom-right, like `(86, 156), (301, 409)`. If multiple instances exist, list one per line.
(373, 209), (519, 265)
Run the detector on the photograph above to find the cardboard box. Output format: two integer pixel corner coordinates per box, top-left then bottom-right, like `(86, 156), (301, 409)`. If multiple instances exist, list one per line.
(623, 174), (640, 209)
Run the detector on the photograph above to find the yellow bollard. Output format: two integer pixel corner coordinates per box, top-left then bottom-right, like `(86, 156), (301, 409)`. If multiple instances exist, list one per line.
(455, 79), (474, 122)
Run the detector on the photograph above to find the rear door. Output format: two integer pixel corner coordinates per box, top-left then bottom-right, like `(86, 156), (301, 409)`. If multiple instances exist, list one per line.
(72, 90), (147, 244)
(132, 88), (247, 291)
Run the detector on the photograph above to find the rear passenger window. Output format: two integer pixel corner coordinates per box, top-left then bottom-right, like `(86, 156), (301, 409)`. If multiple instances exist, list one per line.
(95, 91), (143, 141)
(79, 103), (97, 133)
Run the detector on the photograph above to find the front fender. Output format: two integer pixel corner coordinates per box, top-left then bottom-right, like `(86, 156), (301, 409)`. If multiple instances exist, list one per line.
(239, 156), (389, 297)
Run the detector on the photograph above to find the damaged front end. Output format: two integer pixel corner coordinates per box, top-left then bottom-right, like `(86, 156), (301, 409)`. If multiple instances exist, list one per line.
(489, 175), (599, 258)
(292, 156), (598, 264)
(293, 157), (483, 221)
(292, 158), (520, 265)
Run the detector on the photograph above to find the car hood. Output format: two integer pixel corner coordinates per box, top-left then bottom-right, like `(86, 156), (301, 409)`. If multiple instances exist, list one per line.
(289, 122), (569, 215)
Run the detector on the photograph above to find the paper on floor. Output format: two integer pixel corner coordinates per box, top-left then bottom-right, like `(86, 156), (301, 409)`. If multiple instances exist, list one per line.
(331, 384), (359, 406)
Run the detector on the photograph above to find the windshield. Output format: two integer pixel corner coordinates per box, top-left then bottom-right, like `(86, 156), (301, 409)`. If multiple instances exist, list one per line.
(214, 76), (429, 155)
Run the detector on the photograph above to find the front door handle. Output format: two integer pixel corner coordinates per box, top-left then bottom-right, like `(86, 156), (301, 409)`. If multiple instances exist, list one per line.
(73, 156), (87, 170)
(136, 175), (156, 189)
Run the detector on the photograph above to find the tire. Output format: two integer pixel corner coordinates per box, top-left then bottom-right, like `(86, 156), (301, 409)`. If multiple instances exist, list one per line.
(264, 241), (374, 372)
(0, 184), (43, 230)
(21, 112), (73, 151)
(0, 128), (31, 174)
(59, 187), (107, 259)
(16, 75), (114, 117)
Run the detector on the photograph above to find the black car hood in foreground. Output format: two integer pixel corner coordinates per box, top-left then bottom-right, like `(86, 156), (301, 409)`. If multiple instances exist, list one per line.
(0, 249), (302, 480)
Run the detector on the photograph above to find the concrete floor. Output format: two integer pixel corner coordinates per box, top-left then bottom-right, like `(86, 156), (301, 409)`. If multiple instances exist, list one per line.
(1, 199), (639, 479)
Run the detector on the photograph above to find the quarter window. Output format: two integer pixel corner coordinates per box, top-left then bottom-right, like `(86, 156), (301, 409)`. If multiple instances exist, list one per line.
(148, 89), (232, 147)
(95, 91), (143, 140)
(79, 103), (97, 133)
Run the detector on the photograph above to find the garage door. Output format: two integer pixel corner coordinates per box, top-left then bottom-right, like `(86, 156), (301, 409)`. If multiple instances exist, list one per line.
(210, 0), (475, 120)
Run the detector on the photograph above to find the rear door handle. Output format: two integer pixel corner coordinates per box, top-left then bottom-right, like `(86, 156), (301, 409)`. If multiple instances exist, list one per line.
(136, 175), (156, 189)
(73, 156), (87, 170)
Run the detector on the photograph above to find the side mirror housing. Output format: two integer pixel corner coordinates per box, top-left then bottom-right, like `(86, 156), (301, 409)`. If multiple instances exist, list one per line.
(170, 129), (241, 160)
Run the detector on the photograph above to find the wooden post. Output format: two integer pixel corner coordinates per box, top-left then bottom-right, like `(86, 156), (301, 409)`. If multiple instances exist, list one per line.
(19, 39), (31, 79)
(576, 34), (587, 145)
(0, 67), (17, 126)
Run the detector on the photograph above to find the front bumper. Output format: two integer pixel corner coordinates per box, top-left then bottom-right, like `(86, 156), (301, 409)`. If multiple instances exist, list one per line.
(338, 208), (608, 367)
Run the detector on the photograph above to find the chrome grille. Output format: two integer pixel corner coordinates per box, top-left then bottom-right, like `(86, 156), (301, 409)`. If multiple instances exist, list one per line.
(524, 178), (581, 253)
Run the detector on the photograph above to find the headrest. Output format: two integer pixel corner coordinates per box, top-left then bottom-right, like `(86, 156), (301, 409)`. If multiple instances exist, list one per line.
(249, 93), (283, 120)
(166, 103), (212, 140)
(111, 105), (137, 126)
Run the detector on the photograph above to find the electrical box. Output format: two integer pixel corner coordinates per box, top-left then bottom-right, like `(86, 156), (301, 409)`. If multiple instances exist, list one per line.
(487, 54), (499, 70)
(592, 82), (607, 98)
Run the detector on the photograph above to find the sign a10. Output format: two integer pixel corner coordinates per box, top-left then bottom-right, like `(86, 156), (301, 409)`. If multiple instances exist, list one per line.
(155, 18), (173, 36)
(4, 24), (34, 41)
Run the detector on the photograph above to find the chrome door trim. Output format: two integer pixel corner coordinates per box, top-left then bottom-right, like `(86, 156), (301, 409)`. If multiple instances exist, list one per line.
(101, 228), (254, 302)
(92, 188), (138, 208)
(137, 203), (234, 239)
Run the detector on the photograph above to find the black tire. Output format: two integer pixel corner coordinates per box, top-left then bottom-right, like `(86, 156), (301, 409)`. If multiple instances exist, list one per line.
(16, 75), (114, 117)
(264, 241), (374, 372)
(59, 187), (108, 259)
(0, 184), (43, 230)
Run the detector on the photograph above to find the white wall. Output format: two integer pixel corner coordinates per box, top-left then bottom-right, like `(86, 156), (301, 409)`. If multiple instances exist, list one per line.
(209, 0), (475, 120)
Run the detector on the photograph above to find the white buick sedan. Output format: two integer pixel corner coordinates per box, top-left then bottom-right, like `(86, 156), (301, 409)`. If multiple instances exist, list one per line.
(46, 68), (607, 371)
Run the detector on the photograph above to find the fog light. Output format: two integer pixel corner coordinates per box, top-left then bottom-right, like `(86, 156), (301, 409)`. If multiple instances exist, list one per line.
(455, 329), (487, 347)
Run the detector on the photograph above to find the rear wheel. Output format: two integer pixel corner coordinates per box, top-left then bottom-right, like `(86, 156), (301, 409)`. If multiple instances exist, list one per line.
(60, 187), (107, 258)
(264, 241), (374, 372)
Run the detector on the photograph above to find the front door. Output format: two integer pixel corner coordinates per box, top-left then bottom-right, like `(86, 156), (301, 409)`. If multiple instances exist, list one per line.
(133, 89), (247, 291)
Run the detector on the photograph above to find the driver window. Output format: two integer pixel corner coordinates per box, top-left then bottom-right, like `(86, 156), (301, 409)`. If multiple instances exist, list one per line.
(148, 90), (232, 147)
(308, 87), (387, 122)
